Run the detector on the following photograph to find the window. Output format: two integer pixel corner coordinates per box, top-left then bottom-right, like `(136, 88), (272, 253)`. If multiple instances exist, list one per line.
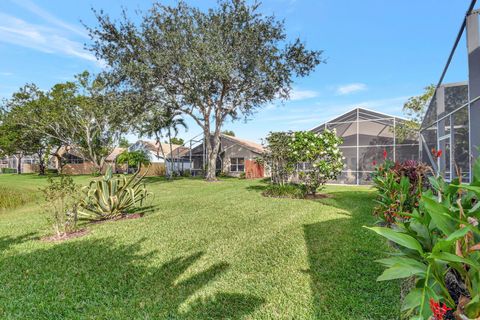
(230, 157), (244, 172)
(63, 154), (84, 164)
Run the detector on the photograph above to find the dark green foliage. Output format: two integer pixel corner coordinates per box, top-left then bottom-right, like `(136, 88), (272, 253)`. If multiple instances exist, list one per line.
(118, 137), (130, 148)
(222, 130), (235, 137)
(87, 0), (322, 180)
(397, 85), (435, 142)
(262, 130), (343, 195)
(169, 137), (184, 145)
(263, 183), (307, 199)
(371, 160), (430, 225)
(117, 150), (151, 171)
(367, 157), (480, 319)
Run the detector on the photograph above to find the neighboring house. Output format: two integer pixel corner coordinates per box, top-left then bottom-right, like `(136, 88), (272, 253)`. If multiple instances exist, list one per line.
(0, 154), (40, 173)
(128, 140), (191, 176)
(50, 146), (126, 175)
(189, 134), (265, 178)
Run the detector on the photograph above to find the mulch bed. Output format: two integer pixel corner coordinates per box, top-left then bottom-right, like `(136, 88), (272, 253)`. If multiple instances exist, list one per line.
(89, 213), (144, 225)
(41, 229), (90, 243)
(262, 193), (332, 200)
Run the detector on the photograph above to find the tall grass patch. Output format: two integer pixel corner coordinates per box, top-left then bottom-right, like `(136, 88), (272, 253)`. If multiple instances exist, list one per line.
(0, 186), (34, 210)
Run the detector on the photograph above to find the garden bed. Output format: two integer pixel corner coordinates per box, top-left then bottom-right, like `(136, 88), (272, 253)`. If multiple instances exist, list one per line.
(41, 229), (90, 242)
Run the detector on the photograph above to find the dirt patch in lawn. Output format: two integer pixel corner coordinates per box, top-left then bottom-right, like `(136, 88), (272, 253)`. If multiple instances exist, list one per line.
(41, 229), (90, 243)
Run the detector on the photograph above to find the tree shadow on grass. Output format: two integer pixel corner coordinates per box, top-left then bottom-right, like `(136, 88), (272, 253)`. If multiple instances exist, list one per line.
(245, 185), (268, 192)
(0, 238), (263, 319)
(303, 189), (400, 319)
(0, 232), (37, 253)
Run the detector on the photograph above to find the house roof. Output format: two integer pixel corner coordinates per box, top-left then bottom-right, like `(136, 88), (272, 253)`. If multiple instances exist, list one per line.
(105, 147), (126, 162)
(220, 134), (264, 154)
(137, 140), (190, 158)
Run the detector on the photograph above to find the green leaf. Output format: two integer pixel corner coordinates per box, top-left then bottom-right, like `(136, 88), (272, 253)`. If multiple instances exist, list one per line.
(402, 288), (422, 311)
(465, 295), (480, 318)
(377, 261), (426, 281)
(430, 252), (480, 270)
(364, 226), (424, 254)
(473, 157), (480, 185)
(445, 226), (471, 242)
(422, 196), (456, 236)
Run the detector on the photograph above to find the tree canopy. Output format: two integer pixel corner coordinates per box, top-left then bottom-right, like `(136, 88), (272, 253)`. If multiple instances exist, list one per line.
(86, 0), (323, 180)
(397, 85), (435, 142)
(1, 71), (127, 173)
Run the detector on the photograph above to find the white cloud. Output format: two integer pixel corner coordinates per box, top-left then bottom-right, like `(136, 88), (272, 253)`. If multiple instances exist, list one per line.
(336, 83), (367, 95)
(10, 0), (88, 38)
(0, 12), (99, 65)
(290, 88), (319, 101)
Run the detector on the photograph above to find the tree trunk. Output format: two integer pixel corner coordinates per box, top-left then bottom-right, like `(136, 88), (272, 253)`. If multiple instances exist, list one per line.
(16, 154), (22, 174)
(37, 150), (46, 175)
(205, 130), (221, 181)
(168, 128), (174, 178)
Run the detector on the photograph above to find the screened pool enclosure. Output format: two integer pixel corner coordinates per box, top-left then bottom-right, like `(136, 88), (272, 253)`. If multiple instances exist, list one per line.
(419, 4), (480, 182)
(311, 108), (419, 185)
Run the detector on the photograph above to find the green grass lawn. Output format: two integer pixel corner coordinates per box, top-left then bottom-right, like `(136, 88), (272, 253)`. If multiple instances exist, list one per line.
(0, 174), (400, 319)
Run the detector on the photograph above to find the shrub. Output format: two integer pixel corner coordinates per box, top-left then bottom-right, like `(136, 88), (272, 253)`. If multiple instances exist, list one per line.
(239, 172), (246, 179)
(263, 183), (307, 199)
(78, 166), (151, 221)
(262, 129), (344, 195)
(371, 159), (430, 225)
(291, 130), (344, 195)
(366, 157), (480, 319)
(182, 169), (191, 177)
(1, 168), (16, 174)
(41, 175), (79, 237)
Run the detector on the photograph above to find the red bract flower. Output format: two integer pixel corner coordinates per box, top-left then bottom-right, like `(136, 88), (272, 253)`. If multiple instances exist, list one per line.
(372, 160), (377, 166)
(436, 149), (442, 158)
(429, 298), (451, 320)
(383, 149), (387, 160)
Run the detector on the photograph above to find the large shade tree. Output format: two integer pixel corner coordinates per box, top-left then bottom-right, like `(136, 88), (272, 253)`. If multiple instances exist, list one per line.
(0, 85), (55, 175)
(86, 0), (323, 180)
(20, 72), (126, 173)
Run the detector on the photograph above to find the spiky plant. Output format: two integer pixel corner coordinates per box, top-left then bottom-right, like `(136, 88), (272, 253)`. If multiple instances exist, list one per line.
(78, 166), (151, 220)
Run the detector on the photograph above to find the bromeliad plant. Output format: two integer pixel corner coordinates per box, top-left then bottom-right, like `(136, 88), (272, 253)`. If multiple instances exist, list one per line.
(78, 166), (151, 221)
(366, 158), (480, 320)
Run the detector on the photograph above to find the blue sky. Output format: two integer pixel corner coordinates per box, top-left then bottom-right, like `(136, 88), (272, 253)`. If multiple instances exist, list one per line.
(0, 0), (473, 143)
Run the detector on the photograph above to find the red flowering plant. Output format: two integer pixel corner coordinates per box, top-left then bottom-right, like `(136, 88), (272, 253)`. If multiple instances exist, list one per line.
(370, 150), (431, 226)
(429, 299), (451, 320)
(366, 158), (480, 319)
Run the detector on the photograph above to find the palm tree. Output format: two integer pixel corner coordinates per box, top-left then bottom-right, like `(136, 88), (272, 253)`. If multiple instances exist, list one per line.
(137, 105), (187, 179)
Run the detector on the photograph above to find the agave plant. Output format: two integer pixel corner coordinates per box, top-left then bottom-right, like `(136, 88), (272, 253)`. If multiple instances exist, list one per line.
(78, 166), (151, 221)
